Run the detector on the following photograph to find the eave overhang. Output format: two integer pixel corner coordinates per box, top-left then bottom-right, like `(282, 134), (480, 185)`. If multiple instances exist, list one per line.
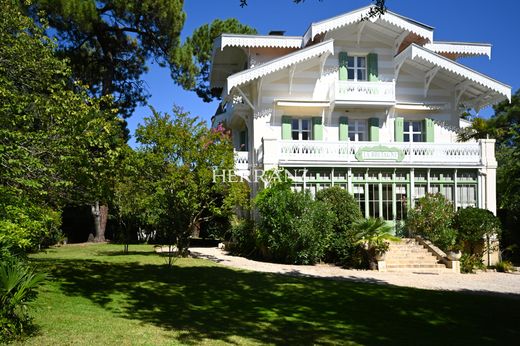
(395, 44), (511, 109)
(226, 39), (334, 93)
(215, 34), (303, 50)
(303, 6), (434, 45)
(424, 41), (492, 59)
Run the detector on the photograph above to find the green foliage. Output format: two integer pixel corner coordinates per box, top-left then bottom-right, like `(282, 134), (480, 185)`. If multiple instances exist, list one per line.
(0, 1), (124, 250)
(182, 18), (257, 102)
(0, 188), (62, 252)
(316, 186), (363, 233)
(228, 216), (258, 257)
(406, 194), (456, 251)
(31, 0), (186, 118)
(114, 107), (236, 259)
(454, 207), (501, 253)
(457, 89), (520, 262)
(494, 260), (514, 273)
(254, 184), (335, 264)
(460, 253), (485, 274)
(0, 257), (46, 342)
(314, 187), (363, 264)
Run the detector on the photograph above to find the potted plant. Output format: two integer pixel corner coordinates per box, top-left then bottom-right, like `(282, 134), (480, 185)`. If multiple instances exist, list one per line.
(353, 218), (399, 266)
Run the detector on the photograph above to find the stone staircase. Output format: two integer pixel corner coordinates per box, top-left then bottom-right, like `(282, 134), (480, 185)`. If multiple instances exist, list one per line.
(383, 238), (452, 273)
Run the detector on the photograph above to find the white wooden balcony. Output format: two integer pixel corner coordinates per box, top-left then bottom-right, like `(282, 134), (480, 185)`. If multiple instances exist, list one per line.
(334, 80), (395, 104)
(269, 140), (483, 166)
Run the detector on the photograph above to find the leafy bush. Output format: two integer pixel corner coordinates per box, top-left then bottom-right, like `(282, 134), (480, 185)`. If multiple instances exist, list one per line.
(315, 187), (364, 264)
(495, 260), (514, 273)
(406, 193), (456, 251)
(254, 183), (335, 264)
(228, 216), (258, 257)
(460, 253), (486, 274)
(315, 186), (363, 232)
(0, 188), (62, 252)
(0, 257), (46, 342)
(453, 207), (501, 254)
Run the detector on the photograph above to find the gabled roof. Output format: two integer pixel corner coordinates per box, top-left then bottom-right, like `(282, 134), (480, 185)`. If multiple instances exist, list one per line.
(303, 6), (434, 45)
(424, 41), (492, 59)
(227, 39), (334, 92)
(396, 44), (511, 105)
(215, 34), (303, 50)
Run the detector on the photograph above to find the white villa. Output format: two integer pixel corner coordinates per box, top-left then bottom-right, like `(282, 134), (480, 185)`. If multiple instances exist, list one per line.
(210, 6), (511, 225)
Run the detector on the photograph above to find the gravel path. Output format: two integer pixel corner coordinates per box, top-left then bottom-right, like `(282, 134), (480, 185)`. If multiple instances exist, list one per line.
(190, 247), (520, 296)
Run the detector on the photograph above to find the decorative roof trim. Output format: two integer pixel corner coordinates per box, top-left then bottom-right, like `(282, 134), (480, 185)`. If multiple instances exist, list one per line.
(396, 44), (511, 101)
(217, 34), (303, 50)
(227, 39), (334, 91)
(424, 42), (492, 59)
(303, 6), (433, 45)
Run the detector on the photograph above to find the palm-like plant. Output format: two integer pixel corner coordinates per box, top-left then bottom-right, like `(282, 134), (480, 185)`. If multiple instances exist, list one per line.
(0, 259), (46, 340)
(352, 218), (399, 255)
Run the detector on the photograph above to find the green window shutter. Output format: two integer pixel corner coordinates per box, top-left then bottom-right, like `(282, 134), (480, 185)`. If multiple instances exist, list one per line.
(369, 117), (379, 141)
(394, 117), (404, 142)
(282, 116), (292, 140)
(424, 118), (435, 142)
(312, 117), (323, 140)
(339, 52), (348, 81)
(339, 116), (349, 141)
(367, 53), (378, 81)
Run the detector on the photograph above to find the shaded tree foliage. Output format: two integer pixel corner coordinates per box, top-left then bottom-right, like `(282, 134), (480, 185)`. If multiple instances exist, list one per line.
(0, 1), (124, 250)
(29, 0), (186, 120)
(457, 90), (520, 261)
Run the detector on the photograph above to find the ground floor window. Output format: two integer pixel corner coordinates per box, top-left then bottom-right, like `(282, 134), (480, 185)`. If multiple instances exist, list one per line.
(284, 167), (480, 221)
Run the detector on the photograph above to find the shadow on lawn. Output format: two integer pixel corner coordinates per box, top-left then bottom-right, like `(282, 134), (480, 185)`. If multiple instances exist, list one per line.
(32, 255), (520, 345)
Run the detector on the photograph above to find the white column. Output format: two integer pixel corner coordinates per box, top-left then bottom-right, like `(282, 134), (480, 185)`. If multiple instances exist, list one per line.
(262, 138), (279, 171)
(454, 169), (458, 211)
(480, 139), (497, 215)
(410, 168), (415, 208)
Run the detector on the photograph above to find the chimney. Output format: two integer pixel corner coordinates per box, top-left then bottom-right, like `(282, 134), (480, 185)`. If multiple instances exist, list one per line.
(268, 30), (285, 36)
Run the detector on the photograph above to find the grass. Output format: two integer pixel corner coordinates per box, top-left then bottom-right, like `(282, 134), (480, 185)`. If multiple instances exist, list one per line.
(13, 243), (520, 345)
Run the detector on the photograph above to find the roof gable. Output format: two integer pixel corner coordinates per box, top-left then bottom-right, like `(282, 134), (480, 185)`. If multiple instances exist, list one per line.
(303, 6), (434, 45)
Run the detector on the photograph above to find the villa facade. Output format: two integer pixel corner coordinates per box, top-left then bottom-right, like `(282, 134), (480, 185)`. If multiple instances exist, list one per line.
(210, 6), (511, 224)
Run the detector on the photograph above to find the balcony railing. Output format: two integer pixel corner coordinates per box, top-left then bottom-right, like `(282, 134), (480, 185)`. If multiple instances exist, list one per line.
(234, 151), (249, 170)
(334, 80), (395, 103)
(277, 140), (482, 165)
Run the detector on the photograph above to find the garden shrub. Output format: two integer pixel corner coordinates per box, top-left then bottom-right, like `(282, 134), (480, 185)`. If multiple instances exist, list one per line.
(406, 193), (456, 251)
(254, 182), (335, 264)
(495, 260), (514, 273)
(0, 189), (62, 252)
(0, 255), (46, 342)
(316, 187), (363, 264)
(453, 207), (501, 254)
(460, 253), (485, 274)
(228, 216), (258, 257)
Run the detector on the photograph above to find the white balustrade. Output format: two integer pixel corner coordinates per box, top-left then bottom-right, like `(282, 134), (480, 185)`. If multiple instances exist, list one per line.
(278, 140), (482, 165)
(234, 151), (249, 170)
(335, 80), (395, 103)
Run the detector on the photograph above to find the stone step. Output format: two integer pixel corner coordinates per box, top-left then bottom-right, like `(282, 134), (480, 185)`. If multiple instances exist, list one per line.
(386, 268), (454, 273)
(386, 264), (447, 269)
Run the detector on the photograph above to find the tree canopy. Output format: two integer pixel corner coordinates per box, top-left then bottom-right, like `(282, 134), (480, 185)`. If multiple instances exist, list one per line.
(0, 1), (124, 250)
(30, 0), (186, 119)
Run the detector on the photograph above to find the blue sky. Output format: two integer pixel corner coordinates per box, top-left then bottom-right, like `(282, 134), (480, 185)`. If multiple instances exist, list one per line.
(128, 0), (519, 146)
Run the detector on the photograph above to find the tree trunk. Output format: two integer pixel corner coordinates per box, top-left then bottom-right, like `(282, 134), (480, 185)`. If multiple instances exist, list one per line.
(91, 201), (108, 242)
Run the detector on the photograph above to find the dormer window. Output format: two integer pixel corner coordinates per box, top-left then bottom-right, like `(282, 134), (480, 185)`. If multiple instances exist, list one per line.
(347, 56), (367, 81)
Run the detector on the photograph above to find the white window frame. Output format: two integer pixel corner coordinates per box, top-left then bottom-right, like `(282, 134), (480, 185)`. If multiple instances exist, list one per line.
(347, 55), (367, 81)
(291, 118), (312, 141)
(404, 121), (424, 143)
(348, 119), (368, 141)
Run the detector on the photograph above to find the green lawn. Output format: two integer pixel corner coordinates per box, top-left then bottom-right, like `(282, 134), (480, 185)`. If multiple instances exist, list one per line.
(16, 244), (520, 345)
